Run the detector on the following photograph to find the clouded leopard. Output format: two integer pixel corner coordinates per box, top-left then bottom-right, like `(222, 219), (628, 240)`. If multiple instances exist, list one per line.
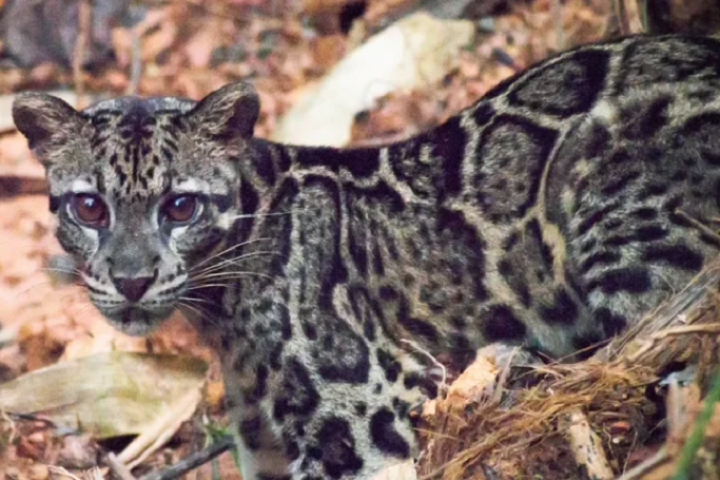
(13, 34), (720, 480)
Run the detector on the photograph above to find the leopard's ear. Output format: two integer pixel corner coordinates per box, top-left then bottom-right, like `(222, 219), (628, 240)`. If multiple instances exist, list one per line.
(13, 93), (83, 154)
(187, 82), (259, 139)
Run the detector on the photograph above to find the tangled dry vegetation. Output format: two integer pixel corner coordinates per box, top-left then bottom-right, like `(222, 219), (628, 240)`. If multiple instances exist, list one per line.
(417, 260), (720, 479)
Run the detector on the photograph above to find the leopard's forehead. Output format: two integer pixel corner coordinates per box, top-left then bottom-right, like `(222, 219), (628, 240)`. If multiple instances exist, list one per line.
(68, 96), (234, 202)
(83, 95), (196, 116)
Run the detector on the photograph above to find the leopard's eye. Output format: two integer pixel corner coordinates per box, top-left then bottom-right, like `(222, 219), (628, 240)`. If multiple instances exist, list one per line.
(72, 193), (109, 228)
(162, 194), (198, 224)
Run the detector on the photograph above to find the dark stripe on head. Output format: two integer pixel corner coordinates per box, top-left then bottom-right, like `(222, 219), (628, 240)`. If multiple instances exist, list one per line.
(211, 193), (234, 213)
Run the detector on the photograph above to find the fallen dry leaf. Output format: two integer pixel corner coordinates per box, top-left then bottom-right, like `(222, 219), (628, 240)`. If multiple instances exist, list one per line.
(0, 352), (207, 439)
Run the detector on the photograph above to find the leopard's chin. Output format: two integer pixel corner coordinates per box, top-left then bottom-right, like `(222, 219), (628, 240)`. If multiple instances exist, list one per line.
(102, 305), (176, 336)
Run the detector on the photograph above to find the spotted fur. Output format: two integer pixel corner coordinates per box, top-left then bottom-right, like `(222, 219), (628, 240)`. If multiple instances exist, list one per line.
(13, 35), (720, 479)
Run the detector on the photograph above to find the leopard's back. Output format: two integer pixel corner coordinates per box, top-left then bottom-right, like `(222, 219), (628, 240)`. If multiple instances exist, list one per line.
(237, 35), (720, 364)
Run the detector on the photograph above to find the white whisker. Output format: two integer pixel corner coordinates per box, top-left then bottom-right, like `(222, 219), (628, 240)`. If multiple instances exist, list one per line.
(177, 301), (204, 319)
(189, 237), (272, 272)
(185, 283), (234, 290)
(38, 267), (82, 275)
(192, 251), (280, 276)
(192, 271), (274, 282)
(227, 207), (319, 221)
(179, 295), (217, 307)
(177, 300), (222, 329)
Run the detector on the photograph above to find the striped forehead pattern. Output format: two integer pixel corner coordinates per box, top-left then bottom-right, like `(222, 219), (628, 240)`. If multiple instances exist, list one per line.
(83, 96), (197, 201)
(13, 82), (258, 207)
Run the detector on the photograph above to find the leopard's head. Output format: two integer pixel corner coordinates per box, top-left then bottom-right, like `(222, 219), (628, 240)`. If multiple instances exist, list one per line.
(12, 83), (260, 335)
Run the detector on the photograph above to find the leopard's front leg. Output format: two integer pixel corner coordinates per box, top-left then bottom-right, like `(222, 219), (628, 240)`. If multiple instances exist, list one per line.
(265, 309), (420, 480)
(223, 387), (291, 480)
(223, 294), (424, 480)
(217, 327), (289, 480)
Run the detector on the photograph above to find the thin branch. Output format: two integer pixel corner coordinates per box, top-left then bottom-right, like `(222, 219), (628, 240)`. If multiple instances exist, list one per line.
(401, 339), (448, 398)
(0, 175), (48, 197)
(72, 0), (92, 109)
(48, 466), (84, 480)
(651, 323), (720, 338)
(140, 436), (235, 480)
(106, 453), (138, 480)
(126, 28), (142, 96)
(616, 446), (668, 480)
(563, 408), (613, 480)
(551, 0), (564, 50)
(615, 0), (631, 35)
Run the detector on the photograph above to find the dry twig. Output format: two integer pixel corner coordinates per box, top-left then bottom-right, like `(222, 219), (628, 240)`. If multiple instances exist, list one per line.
(126, 29), (142, 97)
(0, 409), (17, 445)
(562, 408), (613, 480)
(401, 338), (448, 397)
(106, 453), (137, 480)
(0, 175), (48, 197)
(651, 323), (720, 338)
(72, 0), (92, 109)
(140, 436), (235, 480)
(118, 389), (202, 468)
(616, 447), (669, 480)
(48, 466), (85, 480)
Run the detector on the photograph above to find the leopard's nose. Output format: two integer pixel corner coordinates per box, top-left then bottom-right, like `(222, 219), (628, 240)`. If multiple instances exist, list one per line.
(112, 275), (154, 302)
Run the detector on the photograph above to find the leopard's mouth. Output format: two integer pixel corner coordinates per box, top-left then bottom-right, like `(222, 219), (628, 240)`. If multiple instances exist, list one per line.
(101, 304), (176, 336)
